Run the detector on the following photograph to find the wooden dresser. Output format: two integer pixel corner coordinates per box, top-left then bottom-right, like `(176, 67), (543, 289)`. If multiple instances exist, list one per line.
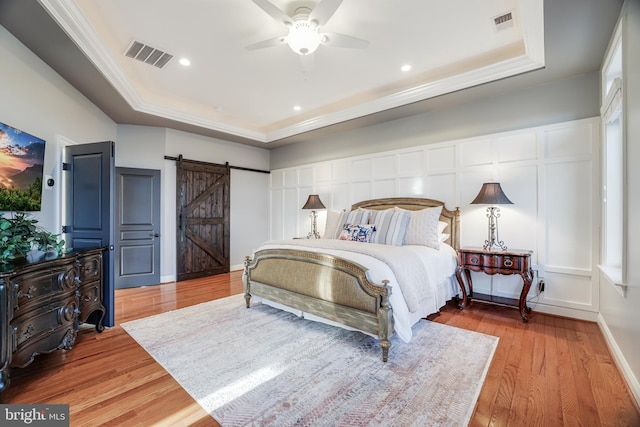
(0, 247), (106, 399)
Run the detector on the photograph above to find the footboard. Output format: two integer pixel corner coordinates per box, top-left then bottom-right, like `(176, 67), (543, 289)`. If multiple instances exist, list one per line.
(243, 249), (394, 361)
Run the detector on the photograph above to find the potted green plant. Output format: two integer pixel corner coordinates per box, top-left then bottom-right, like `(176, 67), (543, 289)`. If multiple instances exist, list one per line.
(0, 212), (69, 264)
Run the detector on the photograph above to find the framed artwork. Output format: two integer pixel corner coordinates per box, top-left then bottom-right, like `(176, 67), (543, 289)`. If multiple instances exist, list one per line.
(0, 122), (46, 211)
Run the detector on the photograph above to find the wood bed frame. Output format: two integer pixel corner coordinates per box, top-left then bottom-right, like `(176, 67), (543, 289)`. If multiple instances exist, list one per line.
(243, 197), (460, 361)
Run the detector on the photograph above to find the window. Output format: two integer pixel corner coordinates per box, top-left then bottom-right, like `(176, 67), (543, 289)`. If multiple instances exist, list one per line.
(599, 27), (626, 289)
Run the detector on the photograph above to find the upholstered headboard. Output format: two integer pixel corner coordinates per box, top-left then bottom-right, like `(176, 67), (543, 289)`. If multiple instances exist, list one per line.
(351, 197), (460, 250)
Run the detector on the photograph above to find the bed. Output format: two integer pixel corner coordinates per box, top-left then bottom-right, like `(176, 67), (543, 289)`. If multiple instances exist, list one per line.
(243, 197), (460, 361)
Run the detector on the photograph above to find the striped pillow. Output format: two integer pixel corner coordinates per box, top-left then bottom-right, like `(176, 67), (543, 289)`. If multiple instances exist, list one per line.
(332, 209), (371, 239)
(368, 209), (411, 246)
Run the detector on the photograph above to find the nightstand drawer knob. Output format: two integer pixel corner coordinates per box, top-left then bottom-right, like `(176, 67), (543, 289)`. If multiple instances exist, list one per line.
(469, 256), (479, 264)
(504, 258), (514, 267)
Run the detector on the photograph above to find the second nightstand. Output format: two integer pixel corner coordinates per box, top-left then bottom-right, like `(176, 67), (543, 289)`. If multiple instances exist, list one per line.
(456, 247), (534, 322)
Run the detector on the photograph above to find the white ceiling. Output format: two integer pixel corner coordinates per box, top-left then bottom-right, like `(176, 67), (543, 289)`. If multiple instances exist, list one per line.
(39, 0), (544, 145)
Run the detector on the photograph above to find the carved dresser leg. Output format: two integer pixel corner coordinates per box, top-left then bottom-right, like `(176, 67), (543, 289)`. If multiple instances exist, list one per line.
(0, 367), (9, 402)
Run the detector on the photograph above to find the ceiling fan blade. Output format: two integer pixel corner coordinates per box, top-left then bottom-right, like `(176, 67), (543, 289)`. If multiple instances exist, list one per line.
(308, 0), (343, 26)
(321, 32), (369, 49)
(245, 36), (287, 51)
(251, 0), (293, 26)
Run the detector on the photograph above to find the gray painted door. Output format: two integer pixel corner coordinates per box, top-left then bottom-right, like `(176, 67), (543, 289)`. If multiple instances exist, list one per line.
(63, 141), (115, 327)
(114, 167), (161, 289)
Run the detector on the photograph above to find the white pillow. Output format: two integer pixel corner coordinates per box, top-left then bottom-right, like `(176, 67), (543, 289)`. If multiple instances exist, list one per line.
(439, 233), (451, 244)
(323, 210), (343, 239)
(368, 209), (411, 246)
(395, 205), (443, 248)
(438, 221), (448, 234)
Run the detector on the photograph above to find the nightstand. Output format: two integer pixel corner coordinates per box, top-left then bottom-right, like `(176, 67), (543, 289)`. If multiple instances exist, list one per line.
(456, 247), (534, 322)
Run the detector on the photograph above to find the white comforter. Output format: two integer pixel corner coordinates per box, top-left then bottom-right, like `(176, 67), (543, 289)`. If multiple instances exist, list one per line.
(254, 239), (459, 342)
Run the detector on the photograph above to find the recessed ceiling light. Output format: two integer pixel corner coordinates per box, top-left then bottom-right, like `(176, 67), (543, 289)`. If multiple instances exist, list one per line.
(293, 105), (302, 111)
(179, 58), (191, 66)
(401, 64), (412, 72)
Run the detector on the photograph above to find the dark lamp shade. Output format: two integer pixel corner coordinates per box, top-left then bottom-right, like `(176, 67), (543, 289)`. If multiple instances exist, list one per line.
(470, 182), (513, 205)
(302, 194), (326, 210)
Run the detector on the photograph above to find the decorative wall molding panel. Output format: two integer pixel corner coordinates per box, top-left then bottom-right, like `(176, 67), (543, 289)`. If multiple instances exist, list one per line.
(270, 117), (600, 318)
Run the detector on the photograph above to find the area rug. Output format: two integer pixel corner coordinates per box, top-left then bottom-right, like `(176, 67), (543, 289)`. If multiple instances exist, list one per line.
(121, 294), (498, 426)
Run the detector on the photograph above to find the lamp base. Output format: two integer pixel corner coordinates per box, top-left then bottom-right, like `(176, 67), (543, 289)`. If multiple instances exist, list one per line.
(483, 206), (508, 251)
(482, 240), (508, 251)
(307, 210), (321, 239)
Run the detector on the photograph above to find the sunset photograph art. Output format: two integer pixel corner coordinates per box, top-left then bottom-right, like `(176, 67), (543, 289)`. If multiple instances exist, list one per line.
(0, 121), (46, 211)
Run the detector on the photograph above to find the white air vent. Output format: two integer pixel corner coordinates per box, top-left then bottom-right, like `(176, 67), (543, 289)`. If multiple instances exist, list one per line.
(493, 11), (514, 31)
(124, 40), (174, 69)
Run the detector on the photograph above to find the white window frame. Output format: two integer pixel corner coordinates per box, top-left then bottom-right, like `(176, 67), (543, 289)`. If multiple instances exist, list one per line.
(598, 24), (627, 293)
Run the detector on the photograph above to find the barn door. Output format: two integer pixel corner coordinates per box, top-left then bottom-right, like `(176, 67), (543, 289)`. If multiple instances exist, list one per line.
(176, 157), (230, 281)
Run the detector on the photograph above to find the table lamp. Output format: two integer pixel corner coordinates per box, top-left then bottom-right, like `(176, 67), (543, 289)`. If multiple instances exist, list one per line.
(302, 194), (326, 239)
(470, 182), (513, 251)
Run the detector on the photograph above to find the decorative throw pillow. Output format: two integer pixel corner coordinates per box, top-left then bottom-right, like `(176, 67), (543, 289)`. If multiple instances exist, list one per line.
(368, 209), (411, 246)
(396, 205), (443, 248)
(333, 209), (371, 238)
(338, 224), (376, 242)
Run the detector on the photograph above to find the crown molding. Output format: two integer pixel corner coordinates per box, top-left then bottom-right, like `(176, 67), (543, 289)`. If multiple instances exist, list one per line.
(39, 0), (268, 142)
(39, 0), (544, 144)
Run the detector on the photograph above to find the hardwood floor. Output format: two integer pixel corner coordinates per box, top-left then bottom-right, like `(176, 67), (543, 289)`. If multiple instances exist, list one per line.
(3, 271), (639, 426)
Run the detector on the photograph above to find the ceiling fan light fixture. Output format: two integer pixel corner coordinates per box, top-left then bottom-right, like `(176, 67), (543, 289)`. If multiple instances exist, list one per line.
(287, 22), (322, 55)
(247, 0), (368, 56)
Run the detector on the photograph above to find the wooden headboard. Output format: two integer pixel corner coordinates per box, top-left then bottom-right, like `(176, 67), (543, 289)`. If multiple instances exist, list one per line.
(351, 197), (460, 250)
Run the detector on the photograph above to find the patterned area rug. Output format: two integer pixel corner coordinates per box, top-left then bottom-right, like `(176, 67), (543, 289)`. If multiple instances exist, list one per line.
(121, 294), (498, 426)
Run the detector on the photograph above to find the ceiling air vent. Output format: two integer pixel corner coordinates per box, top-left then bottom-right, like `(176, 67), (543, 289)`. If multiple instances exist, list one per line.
(493, 11), (514, 31)
(124, 40), (174, 69)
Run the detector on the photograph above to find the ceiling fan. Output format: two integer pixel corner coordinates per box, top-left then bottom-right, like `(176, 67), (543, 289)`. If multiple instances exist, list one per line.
(246, 0), (369, 56)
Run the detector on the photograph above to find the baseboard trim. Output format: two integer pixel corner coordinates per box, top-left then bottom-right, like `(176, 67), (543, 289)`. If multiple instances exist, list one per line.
(161, 268), (243, 284)
(531, 303), (599, 322)
(160, 275), (176, 283)
(597, 313), (640, 409)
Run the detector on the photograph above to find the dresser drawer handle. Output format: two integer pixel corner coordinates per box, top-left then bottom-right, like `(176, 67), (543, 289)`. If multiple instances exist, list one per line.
(23, 324), (35, 340)
(504, 259), (514, 267)
(17, 284), (37, 300)
(469, 256), (479, 264)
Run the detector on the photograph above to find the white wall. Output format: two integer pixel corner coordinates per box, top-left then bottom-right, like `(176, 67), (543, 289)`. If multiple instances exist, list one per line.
(116, 126), (270, 281)
(163, 129), (270, 277)
(270, 118), (601, 320)
(115, 125), (167, 170)
(270, 73), (602, 171)
(0, 25), (117, 233)
(598, 0), (640, 406)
